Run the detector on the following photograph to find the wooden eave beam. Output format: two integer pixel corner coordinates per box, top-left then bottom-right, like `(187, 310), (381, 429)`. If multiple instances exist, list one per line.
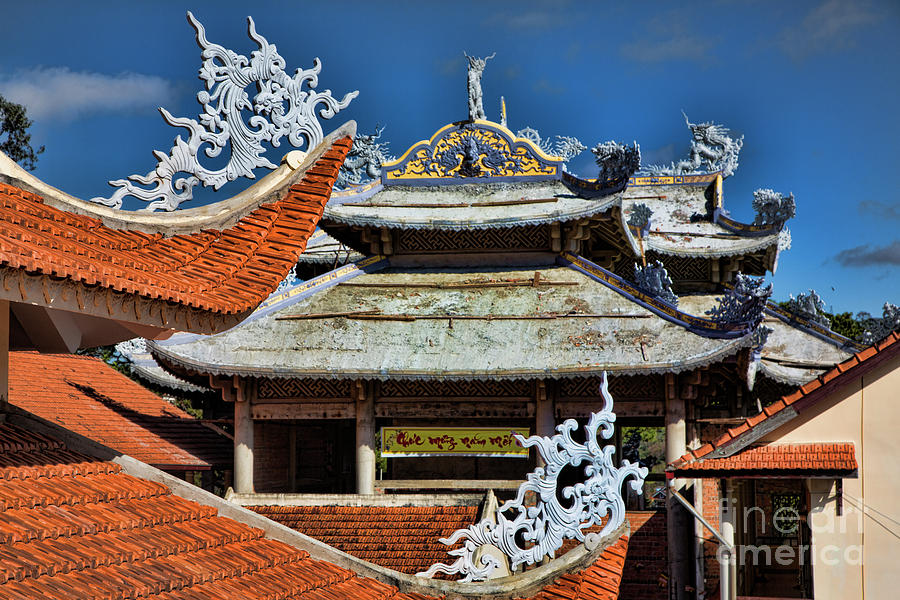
(0, 267), (249, 337)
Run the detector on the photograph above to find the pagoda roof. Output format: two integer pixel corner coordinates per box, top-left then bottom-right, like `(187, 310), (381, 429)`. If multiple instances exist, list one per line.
(150, 263), (759, 381)
(298, 228), (365, 264)
(327, 179), (624, 231)
(756, 312), (855, 386)
(324, 119), (628, 233)
(325, 126), (785, 272)
(123, 283), (852, 394)
(622, 179), (785, 261)
(0, 124), (353, 345)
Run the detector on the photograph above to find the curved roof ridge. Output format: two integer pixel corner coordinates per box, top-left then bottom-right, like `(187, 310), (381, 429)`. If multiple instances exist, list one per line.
(0, 122), (356, 235)
(145, 261), (758, 382)
(764, 301), (864, 351)
(0, 128), (354, 323)
(149, 333), (751, 382)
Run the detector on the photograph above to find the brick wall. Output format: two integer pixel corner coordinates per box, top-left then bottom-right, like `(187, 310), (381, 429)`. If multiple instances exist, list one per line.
(700, 477), (721, 594)
(619, 510), (668, 600)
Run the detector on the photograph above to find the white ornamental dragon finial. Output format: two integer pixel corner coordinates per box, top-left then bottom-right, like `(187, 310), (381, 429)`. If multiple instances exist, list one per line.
(90, 12), (358, 211)
(417, 372), (647, 582)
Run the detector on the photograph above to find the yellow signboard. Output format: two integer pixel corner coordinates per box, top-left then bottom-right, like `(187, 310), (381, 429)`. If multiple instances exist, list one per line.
(380, 427), (530, 457)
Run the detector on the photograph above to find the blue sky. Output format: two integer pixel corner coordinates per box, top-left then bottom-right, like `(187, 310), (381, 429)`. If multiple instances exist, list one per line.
(1, 0), (898, 315)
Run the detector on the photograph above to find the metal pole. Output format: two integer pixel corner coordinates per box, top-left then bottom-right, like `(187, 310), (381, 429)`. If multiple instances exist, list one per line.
(669, 485), (736, 600)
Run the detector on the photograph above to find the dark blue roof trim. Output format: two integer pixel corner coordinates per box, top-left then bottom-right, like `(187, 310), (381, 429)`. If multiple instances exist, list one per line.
(714, 209), (782, 238)
(560, 171), (628, 199)
(558, 252), (755, 339)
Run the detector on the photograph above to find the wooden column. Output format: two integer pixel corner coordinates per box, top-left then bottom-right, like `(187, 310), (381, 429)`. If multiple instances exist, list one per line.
(233, 379), (255, 494)
(720, 479), (737, 600)
(665, 373), (690, 600)
(355, 380), (375, 495)
(535, 381), (555, 434)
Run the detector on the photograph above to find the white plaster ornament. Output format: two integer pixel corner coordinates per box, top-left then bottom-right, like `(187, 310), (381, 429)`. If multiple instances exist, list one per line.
(417, 372), (647, 582)
(91, 12), (357, 211)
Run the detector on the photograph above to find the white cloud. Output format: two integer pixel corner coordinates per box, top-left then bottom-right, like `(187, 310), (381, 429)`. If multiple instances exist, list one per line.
(0, 67), (175, 121)
(619, 14), (719, 64)
(482, 7), (570, 31)
(778, 0), (880, 61)
(834, 240), (900, 267)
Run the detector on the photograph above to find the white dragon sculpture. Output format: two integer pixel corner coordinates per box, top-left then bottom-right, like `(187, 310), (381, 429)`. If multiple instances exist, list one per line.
(646, 111), (743, 178)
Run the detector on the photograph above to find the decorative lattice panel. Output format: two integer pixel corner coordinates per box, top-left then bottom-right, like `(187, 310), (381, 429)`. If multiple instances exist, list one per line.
(378, 379), (531, 398)
(258, 378), (351, 399)
(397, 226), (550, 253)
(645, 252), (710, 282)
(560, 375), (663, 399)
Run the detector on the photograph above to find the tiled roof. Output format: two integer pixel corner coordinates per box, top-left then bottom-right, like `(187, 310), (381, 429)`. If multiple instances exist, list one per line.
(516, 534), (628, 600)
(0, 134), (351, 317)
(151, 265), (754, 381)
(8, 351), (230, 470)
(672, 443), (858, 476)
(0, 422), (424, 599)
(671, 331), (900, 469)
(0, 420), (629, 599)
(246, 504), (478, 574)
(557, 512), (666, 600)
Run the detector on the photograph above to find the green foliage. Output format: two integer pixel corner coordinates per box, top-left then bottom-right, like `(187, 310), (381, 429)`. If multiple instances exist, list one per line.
(0, 95), (44, 170)
(374, 430), (388, 473)
(170, 395), (203, 419)
(826, 311), (865, 340)
(77, 345), (131, 375)
(621, 426), (665, 474)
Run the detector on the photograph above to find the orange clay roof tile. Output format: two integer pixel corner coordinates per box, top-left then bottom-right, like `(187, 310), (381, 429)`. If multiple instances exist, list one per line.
(247, 504), (478, 574)
(518, 535), (629, 600)
(673, 443), (857, 475)
(8, 351), (230, 470)
(0, 136), (351, 317)
(0, 421), (629, 599)
(669, 329), (900, 471)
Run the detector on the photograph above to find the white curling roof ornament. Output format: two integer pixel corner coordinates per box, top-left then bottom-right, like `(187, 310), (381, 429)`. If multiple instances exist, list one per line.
(90, 11), (357, 211)
(418, 371), (646, 581)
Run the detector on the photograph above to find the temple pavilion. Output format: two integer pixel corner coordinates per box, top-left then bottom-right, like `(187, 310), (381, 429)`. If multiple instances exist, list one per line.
(143, 68), (864, 597)
(150, 116), (855, 493)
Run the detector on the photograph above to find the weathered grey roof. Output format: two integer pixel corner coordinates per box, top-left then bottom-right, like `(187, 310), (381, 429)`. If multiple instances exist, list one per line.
(757, 315), (855, 386)
(621, 183), (783, 259)
(117, 340), (211, 393)
(325, 177), (783, 272)
(297, 228), (364, 264)
(325, 180), (622, 230)
(152, 265), (758, 381)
